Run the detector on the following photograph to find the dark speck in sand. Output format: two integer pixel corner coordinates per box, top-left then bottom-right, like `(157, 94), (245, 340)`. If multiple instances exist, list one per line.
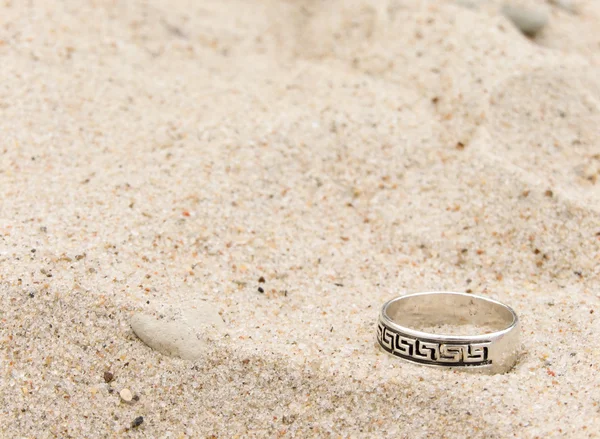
(104, 371), (114, 383)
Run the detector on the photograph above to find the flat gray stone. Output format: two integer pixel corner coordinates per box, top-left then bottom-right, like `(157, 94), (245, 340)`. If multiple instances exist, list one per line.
(502, 3), (549, 36)
(454, 0), (482, 10)
(549, 0), (577, 14)
(131, 301), (226, 360)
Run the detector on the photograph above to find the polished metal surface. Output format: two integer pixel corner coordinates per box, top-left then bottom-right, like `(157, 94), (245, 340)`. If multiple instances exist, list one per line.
(377, 292), (519, 374)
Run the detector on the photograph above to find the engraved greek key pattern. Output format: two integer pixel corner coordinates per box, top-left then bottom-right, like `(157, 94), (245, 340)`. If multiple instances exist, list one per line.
(377, 322), (491, 366)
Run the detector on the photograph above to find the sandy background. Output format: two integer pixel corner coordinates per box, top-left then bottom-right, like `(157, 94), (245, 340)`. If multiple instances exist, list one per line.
(1, 0), (600, 437)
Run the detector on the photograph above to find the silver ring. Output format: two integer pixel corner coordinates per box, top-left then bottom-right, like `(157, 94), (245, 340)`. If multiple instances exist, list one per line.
(377, 292), (519, 374)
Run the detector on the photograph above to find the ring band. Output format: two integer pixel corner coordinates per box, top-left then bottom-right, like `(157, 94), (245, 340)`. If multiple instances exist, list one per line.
(377, 292), (519, 374)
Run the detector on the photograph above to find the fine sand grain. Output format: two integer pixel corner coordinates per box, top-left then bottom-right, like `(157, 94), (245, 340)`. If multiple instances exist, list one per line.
(1, 0), (600, 437)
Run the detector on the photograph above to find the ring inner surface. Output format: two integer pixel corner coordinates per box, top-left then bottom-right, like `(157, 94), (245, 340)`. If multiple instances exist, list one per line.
(386, 294), (514, 336)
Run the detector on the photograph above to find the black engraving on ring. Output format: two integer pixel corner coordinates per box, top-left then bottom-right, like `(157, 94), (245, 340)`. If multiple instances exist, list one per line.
(377, 322), (491, 366)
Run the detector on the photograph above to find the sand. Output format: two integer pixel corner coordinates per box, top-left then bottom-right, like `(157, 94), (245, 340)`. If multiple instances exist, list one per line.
(1, 0), (600, 437)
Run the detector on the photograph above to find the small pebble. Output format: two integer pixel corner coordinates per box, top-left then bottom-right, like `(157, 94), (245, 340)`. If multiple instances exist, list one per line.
(120, 388), (133, 402)
(103, 371), (114, 383)
(131, 416), (144, 428)
(502, 3), (549, 36)
(258, 287), (264, 293)
(258, 276), (266, 283)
